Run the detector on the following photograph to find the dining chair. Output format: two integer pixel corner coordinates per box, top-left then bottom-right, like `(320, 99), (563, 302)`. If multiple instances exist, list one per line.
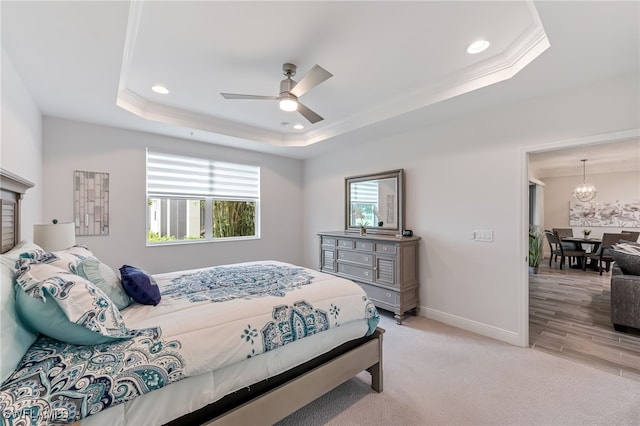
(544, 230), (585, 270)
(621, 231), (640, 242)
(552, 227), (577, 250)
(585, 232), (628, 275)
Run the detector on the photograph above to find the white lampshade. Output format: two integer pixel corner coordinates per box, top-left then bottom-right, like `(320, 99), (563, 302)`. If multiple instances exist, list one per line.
(33, 222), (76, 251)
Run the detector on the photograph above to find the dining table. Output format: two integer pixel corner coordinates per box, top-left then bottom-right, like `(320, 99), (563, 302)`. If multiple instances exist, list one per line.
(561, 236), (602, 269)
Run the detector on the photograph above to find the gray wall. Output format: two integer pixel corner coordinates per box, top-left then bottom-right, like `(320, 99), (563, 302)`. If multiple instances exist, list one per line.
(42, 118), (304, 274)
(1, 48), (43, 240)
(302, 73), (640, 346)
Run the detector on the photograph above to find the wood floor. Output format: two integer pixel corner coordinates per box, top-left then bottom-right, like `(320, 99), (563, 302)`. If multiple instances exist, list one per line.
(529, 258), (640, 382)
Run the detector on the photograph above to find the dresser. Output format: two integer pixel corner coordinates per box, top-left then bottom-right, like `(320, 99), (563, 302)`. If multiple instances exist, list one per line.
(318, 231), (420, 324)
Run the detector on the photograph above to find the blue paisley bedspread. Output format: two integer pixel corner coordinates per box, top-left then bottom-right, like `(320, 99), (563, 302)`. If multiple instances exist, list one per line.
(163, 264), (314, 302)
(1, 261), (379, 425)
(0, 328), (185, 425)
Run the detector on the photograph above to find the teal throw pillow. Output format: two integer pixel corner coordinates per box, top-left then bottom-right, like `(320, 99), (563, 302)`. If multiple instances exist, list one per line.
(72, 258), (133, 310)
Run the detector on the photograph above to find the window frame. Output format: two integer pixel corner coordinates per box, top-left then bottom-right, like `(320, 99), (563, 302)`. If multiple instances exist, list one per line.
(146, 150), (260, 246)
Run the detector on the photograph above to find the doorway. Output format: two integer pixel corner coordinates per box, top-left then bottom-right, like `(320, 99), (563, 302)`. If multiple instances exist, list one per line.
(524, 130), (640, 378)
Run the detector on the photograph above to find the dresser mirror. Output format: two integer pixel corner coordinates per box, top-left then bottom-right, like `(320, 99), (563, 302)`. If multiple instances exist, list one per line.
(345, 169), (404, 235)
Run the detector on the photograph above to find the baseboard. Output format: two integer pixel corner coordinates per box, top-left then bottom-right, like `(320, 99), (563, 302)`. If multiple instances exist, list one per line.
(419, 306), (524, 347)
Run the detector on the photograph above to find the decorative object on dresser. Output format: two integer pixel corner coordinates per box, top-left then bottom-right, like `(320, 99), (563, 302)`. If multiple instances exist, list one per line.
(319, 231), (420, 324)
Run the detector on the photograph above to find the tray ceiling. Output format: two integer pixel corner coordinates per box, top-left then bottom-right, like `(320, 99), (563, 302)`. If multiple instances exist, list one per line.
(2, 1), (638, 162)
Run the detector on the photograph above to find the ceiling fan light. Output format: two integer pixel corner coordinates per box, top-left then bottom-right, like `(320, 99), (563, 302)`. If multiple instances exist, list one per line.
(279, 97), (298, 112)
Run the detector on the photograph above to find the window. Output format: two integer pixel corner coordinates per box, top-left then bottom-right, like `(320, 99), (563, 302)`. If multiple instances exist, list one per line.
(146, 150), (260, 244)
(350, 180), (379, 227)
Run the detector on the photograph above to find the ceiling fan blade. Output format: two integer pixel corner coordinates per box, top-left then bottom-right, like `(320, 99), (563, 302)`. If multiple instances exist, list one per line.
(297, 102), (324, 124)
(220, 93), (278, 100)
(290, 65), (333, 98)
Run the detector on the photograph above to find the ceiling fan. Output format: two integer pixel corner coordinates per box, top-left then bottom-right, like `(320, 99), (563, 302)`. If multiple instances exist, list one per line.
(221, 63), (333, 124)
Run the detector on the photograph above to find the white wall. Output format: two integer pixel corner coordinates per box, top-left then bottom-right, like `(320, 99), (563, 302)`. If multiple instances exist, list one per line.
(0, 48), (43, 240)
(42, 118), (304, 274)
(541, 170), (640, 237)
(303, 73), (640, 346)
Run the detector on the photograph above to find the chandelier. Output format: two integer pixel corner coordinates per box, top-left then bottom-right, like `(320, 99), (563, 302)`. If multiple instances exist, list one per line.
(572, 159), (597, 202)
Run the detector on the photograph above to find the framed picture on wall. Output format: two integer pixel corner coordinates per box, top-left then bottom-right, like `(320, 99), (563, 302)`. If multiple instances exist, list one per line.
(74, 170), (109, 236)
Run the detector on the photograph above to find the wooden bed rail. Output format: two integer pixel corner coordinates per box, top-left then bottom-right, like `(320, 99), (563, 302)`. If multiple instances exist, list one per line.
(203, 327), (384, 426)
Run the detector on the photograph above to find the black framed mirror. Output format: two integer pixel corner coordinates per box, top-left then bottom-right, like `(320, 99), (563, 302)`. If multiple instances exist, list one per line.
(345, 169), (404, 235)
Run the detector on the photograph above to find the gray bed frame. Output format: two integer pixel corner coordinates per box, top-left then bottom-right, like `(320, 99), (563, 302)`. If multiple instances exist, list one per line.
(0, 168), (385, 426)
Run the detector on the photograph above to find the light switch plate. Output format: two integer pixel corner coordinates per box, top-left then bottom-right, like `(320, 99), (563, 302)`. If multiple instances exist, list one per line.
(473, 229), (494, 242)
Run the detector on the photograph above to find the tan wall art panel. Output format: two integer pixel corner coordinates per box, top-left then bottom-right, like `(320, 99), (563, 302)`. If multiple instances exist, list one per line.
(74, 170), (109, 236)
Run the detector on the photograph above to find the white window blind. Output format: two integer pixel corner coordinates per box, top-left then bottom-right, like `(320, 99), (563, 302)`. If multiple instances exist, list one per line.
(350, 181), (379, 203)
(147, 151), (260, 199)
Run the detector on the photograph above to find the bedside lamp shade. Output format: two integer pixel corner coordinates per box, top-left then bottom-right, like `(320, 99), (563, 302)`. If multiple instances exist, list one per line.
(33, 222), (76, 251)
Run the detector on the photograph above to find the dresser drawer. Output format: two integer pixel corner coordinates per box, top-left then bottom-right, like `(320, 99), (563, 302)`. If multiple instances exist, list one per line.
(358, 282), (400, 306)
(338, 263), (374, 282)
(321, 236), (337, 247)
(355, 240), (374, 251)
(375, 243), (397, 255)
(338, 249), (373, 266)
(338, 239), (355, 249)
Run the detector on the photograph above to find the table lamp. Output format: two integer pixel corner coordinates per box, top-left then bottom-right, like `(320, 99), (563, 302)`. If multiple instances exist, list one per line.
(33, 221), (76, 251)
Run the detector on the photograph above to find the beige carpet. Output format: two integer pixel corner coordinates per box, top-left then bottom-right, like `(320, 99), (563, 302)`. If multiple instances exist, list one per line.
(277, 312), (640, 425)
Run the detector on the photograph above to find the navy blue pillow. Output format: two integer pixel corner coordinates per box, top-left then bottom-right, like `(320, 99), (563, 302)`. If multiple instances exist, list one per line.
(119, 265), (161, 305)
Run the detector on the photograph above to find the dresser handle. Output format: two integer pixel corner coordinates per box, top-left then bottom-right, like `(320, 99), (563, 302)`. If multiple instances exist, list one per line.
(364, 257), (369, 261)
(364, 271), (369, 276)
(386, 292), (392, 298)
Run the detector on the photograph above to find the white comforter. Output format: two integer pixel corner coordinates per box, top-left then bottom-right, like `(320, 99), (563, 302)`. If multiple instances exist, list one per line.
(1, 261), (378, 426)
(123, 260), (377, 376)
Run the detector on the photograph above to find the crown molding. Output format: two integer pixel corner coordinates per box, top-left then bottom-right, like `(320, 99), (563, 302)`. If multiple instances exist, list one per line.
(116, 0), (549, 149)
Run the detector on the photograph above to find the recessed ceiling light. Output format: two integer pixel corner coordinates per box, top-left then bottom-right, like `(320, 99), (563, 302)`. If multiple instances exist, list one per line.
(467, 40), (490, 54)
(152, 84), (169, 94)
(293, 124), (305, 130)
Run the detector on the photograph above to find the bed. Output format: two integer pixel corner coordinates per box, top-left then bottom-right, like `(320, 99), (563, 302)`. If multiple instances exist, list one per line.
(0, 168), (384, 426)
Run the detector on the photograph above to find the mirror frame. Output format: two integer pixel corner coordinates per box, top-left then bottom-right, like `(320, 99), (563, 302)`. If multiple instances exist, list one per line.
(345, 169), (404, 235)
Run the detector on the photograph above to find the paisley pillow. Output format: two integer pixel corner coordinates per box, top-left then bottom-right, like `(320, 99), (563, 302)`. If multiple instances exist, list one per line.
(14, 258), (133, 345)
(19, 245), (95, 271)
